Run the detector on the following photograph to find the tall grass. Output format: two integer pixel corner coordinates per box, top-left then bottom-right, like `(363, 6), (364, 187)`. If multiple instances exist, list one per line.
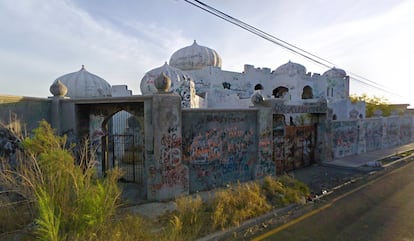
(212, 182), (271, 230)
(166, 195), (207, 240)
(0, 120), (122, 240)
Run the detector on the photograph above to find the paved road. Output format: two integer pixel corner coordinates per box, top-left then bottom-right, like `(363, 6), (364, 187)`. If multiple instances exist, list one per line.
(252, 161), (414, 241)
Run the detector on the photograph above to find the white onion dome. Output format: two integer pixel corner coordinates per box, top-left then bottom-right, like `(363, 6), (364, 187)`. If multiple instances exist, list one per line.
(140, 62), (191, 95)
(274, 61), (306, 76)
(52, 65), (111, 98)
(169, 40), (222, 71)
(323, 67), (347, 78)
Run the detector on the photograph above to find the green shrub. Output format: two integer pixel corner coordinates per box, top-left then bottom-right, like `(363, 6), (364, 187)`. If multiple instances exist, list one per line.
(3, 120), (122, 240)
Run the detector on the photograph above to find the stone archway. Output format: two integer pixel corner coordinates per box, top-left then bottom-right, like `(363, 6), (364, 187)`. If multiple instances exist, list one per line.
(74, 98), (146, 183)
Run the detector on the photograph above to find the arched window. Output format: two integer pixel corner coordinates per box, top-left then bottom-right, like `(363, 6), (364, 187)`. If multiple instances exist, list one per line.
(273, 86), (289, 98)
(301, 85), (313, 99)
(254, 84), (263, 91)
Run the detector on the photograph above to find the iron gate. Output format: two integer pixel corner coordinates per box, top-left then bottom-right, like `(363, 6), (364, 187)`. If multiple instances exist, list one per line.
(102, 134), (144, 183)
(273, 115), (316, 174)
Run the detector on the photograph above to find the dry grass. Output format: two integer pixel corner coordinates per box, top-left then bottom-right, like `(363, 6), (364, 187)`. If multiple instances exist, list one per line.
(212, 182), (272, 230)
(0, 121), (311, 241)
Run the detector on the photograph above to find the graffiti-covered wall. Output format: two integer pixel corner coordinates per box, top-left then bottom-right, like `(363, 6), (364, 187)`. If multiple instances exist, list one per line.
(364, 118), (383, 151)
(182, 109), (258, 192)
(331, 120), (359, 158)
(331, 115), (414, 159)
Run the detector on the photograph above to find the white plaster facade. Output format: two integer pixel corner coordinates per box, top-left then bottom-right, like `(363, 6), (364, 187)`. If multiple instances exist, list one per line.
(141, 41), (364, 120)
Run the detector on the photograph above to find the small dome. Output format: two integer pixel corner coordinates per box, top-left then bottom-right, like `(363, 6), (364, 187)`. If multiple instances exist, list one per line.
(323, 67), (347, 78)
(274, 61), (306, 76)
(169, 40), (222, 71)
(52, 65), (111, 98)
(140, 62), (191, 95)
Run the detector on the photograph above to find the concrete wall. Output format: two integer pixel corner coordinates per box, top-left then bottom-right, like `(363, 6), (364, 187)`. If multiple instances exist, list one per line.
(0, 95), (51, 132)
(182, 109), (260, 192)
(331, 115), (414, 159)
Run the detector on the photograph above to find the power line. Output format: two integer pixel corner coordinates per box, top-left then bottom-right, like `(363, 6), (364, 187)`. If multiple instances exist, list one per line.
(183, 0), (407, 101)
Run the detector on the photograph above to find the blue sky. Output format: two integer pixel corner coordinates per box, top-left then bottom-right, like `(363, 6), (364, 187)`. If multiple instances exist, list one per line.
(1, 0), (413, 105)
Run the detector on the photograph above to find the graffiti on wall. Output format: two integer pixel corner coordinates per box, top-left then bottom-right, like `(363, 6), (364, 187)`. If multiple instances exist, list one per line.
(148, 106), (189, 198)
(331, 120), (359, 158)
(400, 116), (412, 144)
(385, 117), (400, 147)
(182, 111), (257, 192)
(273, 114), (315, 174)
(256, 127), (274, 178)
(157, 126), (187, 188)
(364, 118), (383, 151)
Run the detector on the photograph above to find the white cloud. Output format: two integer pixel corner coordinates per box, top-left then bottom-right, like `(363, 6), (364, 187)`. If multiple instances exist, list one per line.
(0, 0), (189, 96)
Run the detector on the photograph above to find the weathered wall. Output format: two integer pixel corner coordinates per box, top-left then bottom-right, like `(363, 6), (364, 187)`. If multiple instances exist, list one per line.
(256, 108), (275, 178)
(364, 118), (383, 151)
(182, 109), (259, 192)
(331, 115), (414, 159)
(331, 120), (359, 158)
(148, 94), (189, 200)
(0, 95), (50, 132)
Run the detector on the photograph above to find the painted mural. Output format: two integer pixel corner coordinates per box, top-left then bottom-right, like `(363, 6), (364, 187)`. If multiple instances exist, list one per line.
(182, 111), (258, 192)
(331, 120), (359, 158)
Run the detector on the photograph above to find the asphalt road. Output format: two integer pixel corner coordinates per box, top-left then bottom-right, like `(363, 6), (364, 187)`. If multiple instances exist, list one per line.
(252, 161), (414, 241)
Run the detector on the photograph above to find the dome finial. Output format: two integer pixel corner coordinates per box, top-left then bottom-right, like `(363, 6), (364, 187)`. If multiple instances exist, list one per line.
(154, 72), (171, 93)
(50, 80), (68, 97)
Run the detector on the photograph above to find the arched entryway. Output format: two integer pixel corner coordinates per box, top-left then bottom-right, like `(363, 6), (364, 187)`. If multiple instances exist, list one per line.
(75, 99), (146, 185)
(101, 111), (145, 183)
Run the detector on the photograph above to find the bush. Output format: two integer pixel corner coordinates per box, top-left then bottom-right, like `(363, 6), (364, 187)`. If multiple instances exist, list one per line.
(165, 195), (209, 241)
(212, 182), (271, 230)
(262, 175), (310, 207)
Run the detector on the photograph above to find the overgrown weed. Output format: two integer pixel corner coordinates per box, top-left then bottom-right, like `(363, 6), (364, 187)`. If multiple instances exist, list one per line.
(212, 182), (271, 230)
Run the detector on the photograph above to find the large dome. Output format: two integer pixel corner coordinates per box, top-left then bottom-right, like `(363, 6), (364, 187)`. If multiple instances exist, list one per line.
(274, 61), (306, 76)
(323, 67), (347, 78)
(53, 65), (111, 98)
(140, 62), (191, 95)
(169, 40), (222, 71)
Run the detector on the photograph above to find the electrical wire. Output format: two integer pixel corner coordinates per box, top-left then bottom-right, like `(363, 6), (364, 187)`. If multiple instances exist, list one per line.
(183, 0), (408, 102)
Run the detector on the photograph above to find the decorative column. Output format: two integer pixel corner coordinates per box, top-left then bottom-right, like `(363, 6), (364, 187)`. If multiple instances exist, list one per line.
(251, 90), (275, 177)
(49, 80), (68, 134)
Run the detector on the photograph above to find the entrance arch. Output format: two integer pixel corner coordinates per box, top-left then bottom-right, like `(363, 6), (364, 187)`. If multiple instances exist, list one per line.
(74, 98), (146, 184)
(101, 110), (145, 183)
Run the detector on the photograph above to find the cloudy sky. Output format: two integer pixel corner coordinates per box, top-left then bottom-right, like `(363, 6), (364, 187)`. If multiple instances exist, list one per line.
(1, 0), (413, 105)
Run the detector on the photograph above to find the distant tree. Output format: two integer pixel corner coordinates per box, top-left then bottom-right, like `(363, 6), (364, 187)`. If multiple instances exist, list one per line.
(350, 94), (396, 117)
